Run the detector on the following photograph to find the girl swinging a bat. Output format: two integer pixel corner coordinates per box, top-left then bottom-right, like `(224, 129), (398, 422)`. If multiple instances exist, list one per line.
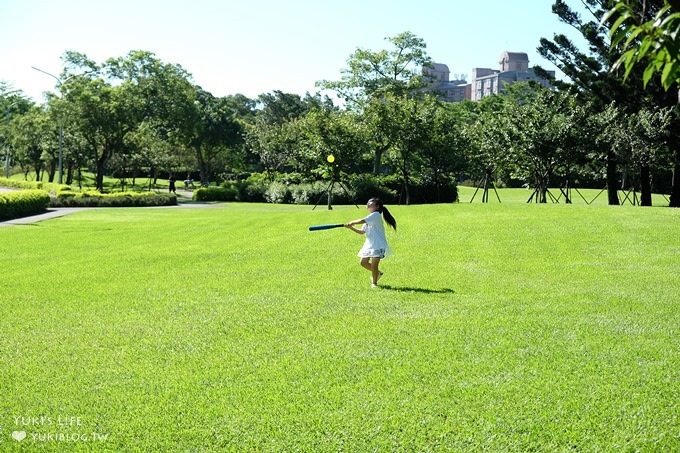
(344, 198), (397, 288)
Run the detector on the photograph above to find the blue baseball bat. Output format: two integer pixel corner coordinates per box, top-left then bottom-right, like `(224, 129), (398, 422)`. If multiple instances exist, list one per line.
(308, 223), (344, 231)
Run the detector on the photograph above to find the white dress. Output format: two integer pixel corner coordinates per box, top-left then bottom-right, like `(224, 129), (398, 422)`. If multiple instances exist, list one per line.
(357, 211), (393, 258)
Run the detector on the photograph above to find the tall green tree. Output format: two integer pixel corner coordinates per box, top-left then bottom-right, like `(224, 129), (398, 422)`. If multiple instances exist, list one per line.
(317, 31), (432, 109)
(538, 0), (679, 206)
(462, 96), (514, 202)
(245, 117), (303, 176)
(60, 66), (132, 191)
(186, 89), (245, 184)
(1, 85), (34, 178)
(419, 101), (468, 203)
(247, 91), (336, 177)
(378, 94), (440, 205)
(593, 102), (671, 205)
(297, 107), (369, 177)
(256, 91), (330, 125)
(10, 106), (51, 181)
(505, 84), (586, 203)
(604, 0), (680, 206)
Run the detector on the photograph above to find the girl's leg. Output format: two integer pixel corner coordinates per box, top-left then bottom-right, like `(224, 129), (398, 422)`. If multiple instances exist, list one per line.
(360, 257), (372, 271)
(370, 257), (381, 284)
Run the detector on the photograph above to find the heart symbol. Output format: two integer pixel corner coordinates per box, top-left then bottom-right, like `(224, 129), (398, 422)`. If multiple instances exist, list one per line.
(11, 431), (27, 442)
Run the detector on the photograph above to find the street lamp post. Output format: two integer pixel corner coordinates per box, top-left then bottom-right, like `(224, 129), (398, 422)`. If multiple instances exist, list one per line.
(32, 66), (66, 185)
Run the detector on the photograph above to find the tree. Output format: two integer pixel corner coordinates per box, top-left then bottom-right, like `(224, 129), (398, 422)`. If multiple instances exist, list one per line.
(419, 102), (468, 202)
(255, 91), (330, 125)
(462, 96), (514, 202)
(185, 89), (245, 184)
(505, 84), (586, 203)
(538, 0), (679, 206)
(317, 31), (432, 109)
(605, 1), (680, 89)
(10, 106), (51, 181)
(379, 94), (440, 205)
(603, 0), (680, 206)
(592, 102), (672, 205)
(61, 72), (132, 191)
(1, 85), (34, 177)
(246, 91), (338, 177)
(297, 107), (370, 177)
(245, 117), (303, 176)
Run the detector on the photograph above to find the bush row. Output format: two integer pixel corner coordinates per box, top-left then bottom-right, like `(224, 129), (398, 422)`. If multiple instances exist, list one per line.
(0, 177), (70, 194)
(194, 173), (458, 204)
(0, 190), (51, 221)
(51, 191), (177, 207)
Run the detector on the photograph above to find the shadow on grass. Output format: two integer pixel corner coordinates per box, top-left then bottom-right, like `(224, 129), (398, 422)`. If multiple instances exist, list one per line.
(379, 285), (455, 294)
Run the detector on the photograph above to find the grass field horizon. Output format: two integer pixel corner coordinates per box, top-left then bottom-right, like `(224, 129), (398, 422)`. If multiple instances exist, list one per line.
(1, 198), (678, 450)
(5, 170), (675, 207)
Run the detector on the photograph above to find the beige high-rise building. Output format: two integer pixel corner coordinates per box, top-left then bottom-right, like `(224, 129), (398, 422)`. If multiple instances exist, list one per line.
(423, 51), (555, 103)
(422, 63), (471, 103)
(471, 51), (554, 101)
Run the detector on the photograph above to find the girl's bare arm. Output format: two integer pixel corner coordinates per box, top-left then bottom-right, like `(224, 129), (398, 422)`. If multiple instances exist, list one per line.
(344, 218), (366, 235)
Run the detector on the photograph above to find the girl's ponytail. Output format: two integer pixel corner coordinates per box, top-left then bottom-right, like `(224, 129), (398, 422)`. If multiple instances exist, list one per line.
(369, 197), (397, 231)
(381, 206), (397, 231)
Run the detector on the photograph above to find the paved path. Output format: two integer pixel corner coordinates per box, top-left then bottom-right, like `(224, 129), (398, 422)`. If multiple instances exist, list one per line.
(0, 188), (220, 228)
(0, 208), (90, 227)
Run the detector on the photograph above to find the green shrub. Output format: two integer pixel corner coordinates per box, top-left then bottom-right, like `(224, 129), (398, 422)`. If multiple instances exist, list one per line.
(233, 174), (268, 202)
(50, 191), (177, 207)
(265, 181), (293, 204)
(348, 173), (458, 204)
(0, 177), (43, 190)
(407, 174), (458, 204)
(347, 174), (399, 204)
(290, 183), (317, 205)
(0, 177), (70, 194)
(193, 186), (238, 202)
(0, 189), (51, 220)
(205, 172), (457, 205)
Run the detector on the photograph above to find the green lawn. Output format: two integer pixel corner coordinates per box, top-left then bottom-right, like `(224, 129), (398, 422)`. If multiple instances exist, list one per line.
(457, 184), (672, 206)
(1, 199), (679, 451)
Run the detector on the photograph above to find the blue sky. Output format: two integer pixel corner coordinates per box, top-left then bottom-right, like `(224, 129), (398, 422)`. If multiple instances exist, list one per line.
(0, 0), (591, 103)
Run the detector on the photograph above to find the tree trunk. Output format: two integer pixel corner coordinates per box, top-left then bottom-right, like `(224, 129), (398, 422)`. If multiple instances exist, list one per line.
(606, 149), (620, 205)
(669, 90), (680, 207)
(66, 163), (74, 186)
(195, 147), (210, 186)
(47, 160), (56, 183)
(401, 169), (411, 205)
(640, 163), (652, 206)
(671, 148), (680, 207)
(96, 157), (106, 191)
(372, 145), (388, 175)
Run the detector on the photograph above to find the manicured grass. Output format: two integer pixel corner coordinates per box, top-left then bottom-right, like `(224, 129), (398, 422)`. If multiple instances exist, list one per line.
(1, 200), (679, 451)
(458, 184), (672, 206)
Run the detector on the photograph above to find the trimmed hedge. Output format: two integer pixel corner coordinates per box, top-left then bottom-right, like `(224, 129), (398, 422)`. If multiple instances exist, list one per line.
(202, 173), (458, 205)
(0, 189), (51, 221)
(51, 191), (177, 207)
(193, 186), (238, 202)
(0, 177), (70, 194)
(217, 173), (457, 205)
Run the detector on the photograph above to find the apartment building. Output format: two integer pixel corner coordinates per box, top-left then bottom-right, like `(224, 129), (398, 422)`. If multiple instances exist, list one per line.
(423, 51), (555, 102)
(471, 51), (554, 101)
(422, 63), (471, 102)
